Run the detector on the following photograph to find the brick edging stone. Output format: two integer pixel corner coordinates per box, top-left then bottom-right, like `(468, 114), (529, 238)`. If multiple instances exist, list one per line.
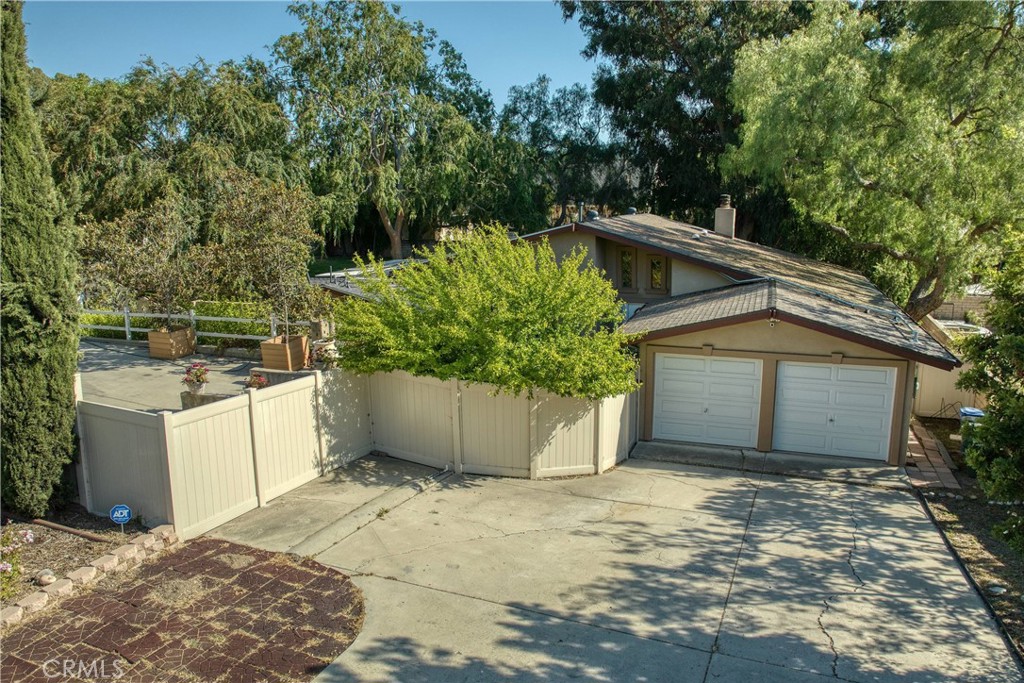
(0, 525), (180, 629)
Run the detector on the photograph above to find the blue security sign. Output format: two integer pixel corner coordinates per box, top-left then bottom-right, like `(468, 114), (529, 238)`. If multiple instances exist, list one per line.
(109, 504), (133, 525)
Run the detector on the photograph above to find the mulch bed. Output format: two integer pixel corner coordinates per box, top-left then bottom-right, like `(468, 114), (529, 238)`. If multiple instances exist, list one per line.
(2, 538), (364, 682)
(917, 418), (1024, 660)
(3, 505), (148, 603)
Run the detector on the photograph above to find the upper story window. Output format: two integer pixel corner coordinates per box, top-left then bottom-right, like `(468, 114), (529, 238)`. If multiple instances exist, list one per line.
(649, 255), (666, 293)
(618, 248), (635, 290)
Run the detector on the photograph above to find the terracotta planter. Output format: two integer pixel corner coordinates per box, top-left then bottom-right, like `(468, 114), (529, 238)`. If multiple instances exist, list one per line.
(259, 335), (308, 371)
(148, 326), (195, 360)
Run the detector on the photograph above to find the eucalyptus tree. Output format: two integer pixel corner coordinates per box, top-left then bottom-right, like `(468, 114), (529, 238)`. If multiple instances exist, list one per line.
(728, 1), (1024, 319)
(275, 1), (480, 257)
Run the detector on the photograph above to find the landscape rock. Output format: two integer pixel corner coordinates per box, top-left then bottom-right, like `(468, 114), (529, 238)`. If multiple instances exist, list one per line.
(67, 566), (99, 585)
(0, 606), (23, 627)
(90, 554), (118, 572)
(15, 592), (48, 613)
(41, 579), (74, 597)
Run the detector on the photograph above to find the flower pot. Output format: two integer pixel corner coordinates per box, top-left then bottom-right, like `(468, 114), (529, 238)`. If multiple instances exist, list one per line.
(185, 382), (207, 395)
(259, 335), (308, 371)
(148, 326), (195, 360)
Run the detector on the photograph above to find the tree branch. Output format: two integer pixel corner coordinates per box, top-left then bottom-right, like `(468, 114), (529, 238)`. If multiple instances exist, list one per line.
(825, 223), (923, 264)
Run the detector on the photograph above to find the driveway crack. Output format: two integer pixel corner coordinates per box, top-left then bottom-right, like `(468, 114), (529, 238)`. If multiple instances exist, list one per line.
(817, 497), (866, 678)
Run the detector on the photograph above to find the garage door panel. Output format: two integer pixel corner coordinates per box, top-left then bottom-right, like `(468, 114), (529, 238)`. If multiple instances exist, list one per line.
(775, 430), (830, 451)
(709, 381), (760, 401)
(710, 358), (760, 377)
(828, 435), (887, 459)
(706, 423), (758, 445)
(833, 389), (891, 411)
(653, 353), (761, 448)
(781, 363), (833, 382)
(836, 366), (892, 386)
(656, 418), (707, 441)
(778, 386), (831, 405)
(774, 362), (895, 461)
(706, 401), (759, 421)
(662, 356), (707, 372)
(657, 398), (704, 417)
(830, 412), (886, 433)
(661, 378), (706, 395)
(775, 409), (830, 430)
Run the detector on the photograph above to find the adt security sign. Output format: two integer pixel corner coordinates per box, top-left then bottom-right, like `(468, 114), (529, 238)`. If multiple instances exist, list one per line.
(110, 504), (132, 531)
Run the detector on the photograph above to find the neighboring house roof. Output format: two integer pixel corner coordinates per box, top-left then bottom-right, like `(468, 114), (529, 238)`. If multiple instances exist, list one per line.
(520, 213), (957, 369)
(619, 280), (959, 370)
(311, 259), (423, 300)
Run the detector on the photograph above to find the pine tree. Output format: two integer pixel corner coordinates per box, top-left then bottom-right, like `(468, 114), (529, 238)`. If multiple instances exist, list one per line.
(1, 1), (80, 517)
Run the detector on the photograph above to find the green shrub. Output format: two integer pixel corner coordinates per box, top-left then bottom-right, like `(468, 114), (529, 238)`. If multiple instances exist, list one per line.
(334, 225), (640, 400)
(1, 2), (80, 517)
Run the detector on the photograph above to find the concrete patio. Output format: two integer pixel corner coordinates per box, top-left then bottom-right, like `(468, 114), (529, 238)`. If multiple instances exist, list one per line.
(78, 339), (258, 412)
(209, 455), (1022, 682)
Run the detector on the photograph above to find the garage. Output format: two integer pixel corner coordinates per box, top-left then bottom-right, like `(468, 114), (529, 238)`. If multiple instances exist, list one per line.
(773, 362), (896, 460)
(652, 353), (762, 447)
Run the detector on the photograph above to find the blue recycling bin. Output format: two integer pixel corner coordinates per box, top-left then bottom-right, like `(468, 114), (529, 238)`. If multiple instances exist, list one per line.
(959, 407), (986, 454)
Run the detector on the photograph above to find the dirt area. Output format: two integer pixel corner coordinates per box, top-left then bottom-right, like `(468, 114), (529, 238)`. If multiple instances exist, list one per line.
(3, 538), (364, 682)
(3, 505), (146, 603)
(917, 418), (1024, 659)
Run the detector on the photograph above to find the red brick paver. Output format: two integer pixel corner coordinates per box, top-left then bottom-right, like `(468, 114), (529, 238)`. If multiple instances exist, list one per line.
(0, 538), (364, 682)
(906, 423), (961, 490)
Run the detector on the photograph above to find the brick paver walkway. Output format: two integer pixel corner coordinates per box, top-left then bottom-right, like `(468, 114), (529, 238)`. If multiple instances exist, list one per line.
(906, 423), (961, 490)
(1, 538), (363, 682)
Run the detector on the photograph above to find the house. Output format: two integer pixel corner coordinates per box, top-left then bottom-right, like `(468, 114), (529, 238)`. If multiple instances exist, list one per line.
(521, 201), (959, 466)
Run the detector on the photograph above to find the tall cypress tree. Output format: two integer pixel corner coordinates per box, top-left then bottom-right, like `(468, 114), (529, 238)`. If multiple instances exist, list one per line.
(1, 1), (80, 517)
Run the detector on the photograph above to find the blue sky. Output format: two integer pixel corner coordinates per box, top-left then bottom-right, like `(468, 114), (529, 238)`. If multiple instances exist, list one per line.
(22, 1), (597, 109)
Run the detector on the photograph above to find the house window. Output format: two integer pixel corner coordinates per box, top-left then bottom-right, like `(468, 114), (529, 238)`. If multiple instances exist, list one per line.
(650, 256), (665, 292)
(619, 249), (635, 289)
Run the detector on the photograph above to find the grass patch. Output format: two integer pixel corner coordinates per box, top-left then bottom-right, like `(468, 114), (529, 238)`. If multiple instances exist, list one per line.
(309, 256), (356, 276)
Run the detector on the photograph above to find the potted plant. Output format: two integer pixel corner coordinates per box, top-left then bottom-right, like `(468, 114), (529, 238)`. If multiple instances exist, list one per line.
(181, 362), (210, 394)
(211, 173), (321, 372)
(312, 338), (338, 369)
(143, 201), (200, 359)
(244, 372), (270, 390)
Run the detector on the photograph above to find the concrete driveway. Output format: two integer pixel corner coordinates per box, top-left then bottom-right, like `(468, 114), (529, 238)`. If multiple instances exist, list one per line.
(210, 456), (1022, 682)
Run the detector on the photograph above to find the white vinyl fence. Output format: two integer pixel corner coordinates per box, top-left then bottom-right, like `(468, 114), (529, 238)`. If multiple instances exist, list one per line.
(76, 370), (636, 540)
(370, 372), (637, 479)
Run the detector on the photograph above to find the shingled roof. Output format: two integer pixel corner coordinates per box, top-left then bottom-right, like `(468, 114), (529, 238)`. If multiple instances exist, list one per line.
(619, 280), (959, 369)
(522, 213), (957, 369)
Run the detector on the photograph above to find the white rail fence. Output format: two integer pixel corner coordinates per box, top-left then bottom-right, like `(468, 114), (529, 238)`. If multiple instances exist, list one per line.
(76, 371), (637, 540)
(80, 307), (310, 342)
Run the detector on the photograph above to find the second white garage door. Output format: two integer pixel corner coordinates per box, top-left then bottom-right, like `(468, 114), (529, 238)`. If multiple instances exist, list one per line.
(652, 354), (762, 447)
(773, 362), (896, 460)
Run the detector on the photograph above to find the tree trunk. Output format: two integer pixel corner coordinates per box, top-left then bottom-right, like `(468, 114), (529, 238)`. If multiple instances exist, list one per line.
(905, 265), (948, 322)
(375, 204), (405, 259)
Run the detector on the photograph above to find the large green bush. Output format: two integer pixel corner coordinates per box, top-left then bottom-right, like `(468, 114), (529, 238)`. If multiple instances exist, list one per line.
(958, 232), (1024, 549)
(1, 2), (80, 517)
(334, 226), (639, 400)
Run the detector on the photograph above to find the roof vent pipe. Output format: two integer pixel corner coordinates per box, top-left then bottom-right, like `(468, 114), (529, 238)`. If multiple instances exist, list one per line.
(578, 201), (585, 222)
(626, 207), (637, 215)
(586, 210), (600, 220)
(714, 194), (736, 239)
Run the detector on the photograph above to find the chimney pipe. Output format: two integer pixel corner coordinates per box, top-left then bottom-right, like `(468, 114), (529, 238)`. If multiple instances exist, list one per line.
(578, 201), (585, 222)
(714, 194), (736, 238)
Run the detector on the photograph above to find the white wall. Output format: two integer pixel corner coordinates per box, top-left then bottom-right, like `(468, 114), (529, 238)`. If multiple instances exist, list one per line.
(914, 362), (985, 418)
(78, 370), (638, 540)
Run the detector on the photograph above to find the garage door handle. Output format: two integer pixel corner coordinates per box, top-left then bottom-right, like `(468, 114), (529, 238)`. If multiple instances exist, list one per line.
(828, 417), (835, 422)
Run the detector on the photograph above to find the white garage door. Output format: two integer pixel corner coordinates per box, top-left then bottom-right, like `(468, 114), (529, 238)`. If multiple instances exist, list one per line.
(773, 362), (896, 460)
(652, 354), (762, 448)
